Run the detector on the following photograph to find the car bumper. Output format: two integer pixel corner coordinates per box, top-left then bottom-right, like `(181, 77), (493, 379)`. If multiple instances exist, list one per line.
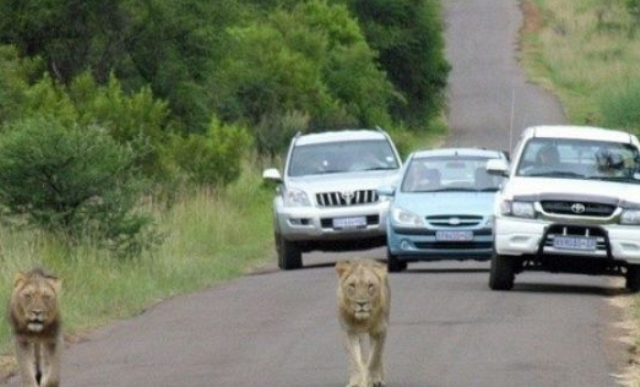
(387, 226), (493, 260)
(276, 202), (389, 242)
(495, 217), (640, 264)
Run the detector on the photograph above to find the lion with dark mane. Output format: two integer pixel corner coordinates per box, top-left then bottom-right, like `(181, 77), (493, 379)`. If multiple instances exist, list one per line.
(8, 268), (62, 387)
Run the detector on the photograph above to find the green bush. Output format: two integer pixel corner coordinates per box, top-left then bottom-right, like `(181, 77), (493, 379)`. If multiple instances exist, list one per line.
(0, 117), (157, 256)
(171, 115), (251, 186)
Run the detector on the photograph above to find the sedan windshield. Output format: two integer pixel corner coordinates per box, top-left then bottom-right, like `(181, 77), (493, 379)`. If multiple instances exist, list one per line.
(288, 139), (399, 177)
(516, 138), (640, 183)
(401, 156), (504, 193)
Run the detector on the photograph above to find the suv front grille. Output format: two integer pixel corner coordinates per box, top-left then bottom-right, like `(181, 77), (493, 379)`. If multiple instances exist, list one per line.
(540, 201), (616, 217)
(316, 190), (379, 207)
(426, 215), (483, 227)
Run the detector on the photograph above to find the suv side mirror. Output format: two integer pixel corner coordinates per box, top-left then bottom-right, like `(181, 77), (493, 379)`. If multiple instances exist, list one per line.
(486, 159), (509, 177)
(377, 185), (396, 197)
(262, 168), (282, 183)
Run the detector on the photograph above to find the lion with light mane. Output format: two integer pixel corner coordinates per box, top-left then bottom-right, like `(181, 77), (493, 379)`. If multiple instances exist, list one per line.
(336, 259), (390, 387)
(8, 268), (62, 387)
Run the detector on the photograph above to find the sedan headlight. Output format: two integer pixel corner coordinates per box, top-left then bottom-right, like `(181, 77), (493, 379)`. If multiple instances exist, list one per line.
(391, 207), (423, 227)
(500, 200), (535, 218)
(621, 210), (640, 225)
(284, 188), (311, 207)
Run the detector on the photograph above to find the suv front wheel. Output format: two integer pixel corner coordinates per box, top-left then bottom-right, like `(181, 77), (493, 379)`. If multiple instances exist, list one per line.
(276, 232), (302, 270)
(489, 253), (515, 290)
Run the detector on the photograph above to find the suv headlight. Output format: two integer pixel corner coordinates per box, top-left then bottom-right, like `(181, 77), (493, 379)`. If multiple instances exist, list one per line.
(391, 206), (423, 227)
(621, 209), (640, 225)
(500, 200), (535, 218)
(284, 188), (311, 207)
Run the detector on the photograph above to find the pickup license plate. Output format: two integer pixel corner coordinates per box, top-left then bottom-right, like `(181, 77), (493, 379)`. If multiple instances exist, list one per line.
(332, 216), (367, 229)
(553, 236), (597, 251)
(435, 230), (473, 242)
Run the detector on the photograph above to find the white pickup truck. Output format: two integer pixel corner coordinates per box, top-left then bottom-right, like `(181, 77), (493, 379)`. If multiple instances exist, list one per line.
(487, 125), (640, 291)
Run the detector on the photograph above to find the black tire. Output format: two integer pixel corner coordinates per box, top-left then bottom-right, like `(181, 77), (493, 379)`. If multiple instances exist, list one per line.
(626, 265), (640, 293)
(489, 253), (515, 291)
(276, 233), (302, 270)
(387, 248), (407, 273)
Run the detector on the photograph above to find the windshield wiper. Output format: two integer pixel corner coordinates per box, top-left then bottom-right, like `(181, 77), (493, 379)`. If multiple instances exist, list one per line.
(587, 176), (640, 183)
(429, 187), (478, 192)
(359, 166), (396, 171)
(527, 171), (586, 178)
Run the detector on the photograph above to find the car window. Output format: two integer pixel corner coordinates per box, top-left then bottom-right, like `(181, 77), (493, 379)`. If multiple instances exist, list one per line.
(401, 156), (504, 192)
(516, 138), (640, 182)
(287, 139), (399, 177)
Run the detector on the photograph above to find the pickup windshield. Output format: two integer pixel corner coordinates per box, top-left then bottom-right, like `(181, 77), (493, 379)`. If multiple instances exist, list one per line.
(287, 139), (400, 177)
(516, 138), (640, 182)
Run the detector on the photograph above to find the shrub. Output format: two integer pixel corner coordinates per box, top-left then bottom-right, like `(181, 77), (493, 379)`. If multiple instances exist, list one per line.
(171, 115), (251, 186)
(0, 117), (157, 256)
(598, 80), (640, 131)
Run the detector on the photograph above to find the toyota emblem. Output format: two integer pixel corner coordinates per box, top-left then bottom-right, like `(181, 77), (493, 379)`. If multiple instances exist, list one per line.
(341, 191), (355, 204)
(571, 203), (586, 214)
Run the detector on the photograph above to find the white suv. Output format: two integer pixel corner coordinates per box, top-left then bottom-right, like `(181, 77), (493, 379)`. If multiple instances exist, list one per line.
(263, 129), (402, 270)
(487, 125), (640, 291)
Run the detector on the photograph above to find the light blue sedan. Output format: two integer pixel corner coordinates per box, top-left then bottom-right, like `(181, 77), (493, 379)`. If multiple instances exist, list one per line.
(379, 148), (507, 272)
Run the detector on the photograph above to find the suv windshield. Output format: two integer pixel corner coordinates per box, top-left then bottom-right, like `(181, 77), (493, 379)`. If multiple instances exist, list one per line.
(401, 156), (504, 192)
(287, 139), (399, 177)
(516, 138), (640, 183)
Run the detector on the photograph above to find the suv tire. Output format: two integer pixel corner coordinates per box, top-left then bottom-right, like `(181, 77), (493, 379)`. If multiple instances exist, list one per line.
(489, 253), (515, 290)
(387, 248), (407, 273)
(626, 265), (640, 292)
(276, 232), (302, 270)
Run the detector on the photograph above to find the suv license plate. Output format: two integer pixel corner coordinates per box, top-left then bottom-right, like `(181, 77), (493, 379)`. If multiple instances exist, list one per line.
(436, 230), (473, 242)
(553, 236), (597, 251)
(333, 216), (367, 229)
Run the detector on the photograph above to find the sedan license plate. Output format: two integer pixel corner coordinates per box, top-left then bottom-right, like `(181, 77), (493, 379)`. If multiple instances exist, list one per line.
(436, 230), (473, 242)
(553, 236), (597, 251)
(333, 216), (367, 229)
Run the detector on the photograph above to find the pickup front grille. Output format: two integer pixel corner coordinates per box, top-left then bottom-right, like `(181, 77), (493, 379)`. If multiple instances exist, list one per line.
(316, 190), (379, 207)
(540, 201), (616, 217)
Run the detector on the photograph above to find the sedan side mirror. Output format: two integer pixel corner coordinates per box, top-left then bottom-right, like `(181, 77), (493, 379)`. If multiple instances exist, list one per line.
(486, 159), (509, 177)
(262, 168), (282, 183)
(377, 185), (396, 197)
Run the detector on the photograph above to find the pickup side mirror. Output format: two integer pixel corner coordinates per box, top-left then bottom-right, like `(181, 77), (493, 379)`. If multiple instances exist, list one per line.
(262, 168), (282, 183)
(486, 159), (509, 177)
(377, 185), (396, 197)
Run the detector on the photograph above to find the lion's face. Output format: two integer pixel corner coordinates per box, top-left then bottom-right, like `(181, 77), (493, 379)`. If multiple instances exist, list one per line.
(11, 270), (61, 333)
(336, 260), (387, 321)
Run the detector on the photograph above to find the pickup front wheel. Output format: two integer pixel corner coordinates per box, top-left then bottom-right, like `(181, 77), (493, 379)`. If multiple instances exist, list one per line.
(276, 232), (302, 270)
(626, 265), (640, 293)
(489, 253), (515, 290)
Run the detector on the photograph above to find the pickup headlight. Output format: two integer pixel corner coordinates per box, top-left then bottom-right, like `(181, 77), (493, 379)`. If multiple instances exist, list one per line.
(391, 207), (423, 227)
(284, 188), (311, 207)
(621, 210), (640, 225)
(500, 200), (535, 218)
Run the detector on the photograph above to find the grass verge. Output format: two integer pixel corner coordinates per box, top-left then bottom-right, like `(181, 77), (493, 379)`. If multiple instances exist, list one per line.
(520, 0), (640, 134)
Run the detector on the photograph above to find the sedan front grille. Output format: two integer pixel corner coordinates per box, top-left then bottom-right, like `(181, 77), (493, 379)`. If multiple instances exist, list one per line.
(316, 190), (379, 207)
(426, 215), (483, 227)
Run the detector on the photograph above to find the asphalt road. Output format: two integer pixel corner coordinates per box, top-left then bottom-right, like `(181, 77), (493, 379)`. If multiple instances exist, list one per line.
(8, 1), (630, 386)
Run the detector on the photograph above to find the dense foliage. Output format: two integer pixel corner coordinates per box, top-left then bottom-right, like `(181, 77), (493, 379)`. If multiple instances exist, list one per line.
(0, 0), (449, 250)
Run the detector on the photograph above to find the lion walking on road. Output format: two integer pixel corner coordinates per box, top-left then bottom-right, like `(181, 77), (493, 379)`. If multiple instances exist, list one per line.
(336, 259), (390, 387)
(8, 268), (62, 387)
